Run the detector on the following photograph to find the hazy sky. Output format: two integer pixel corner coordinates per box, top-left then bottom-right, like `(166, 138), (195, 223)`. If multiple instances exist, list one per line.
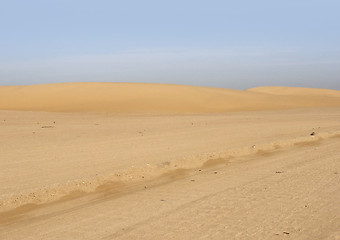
(1, 0), (340, 89)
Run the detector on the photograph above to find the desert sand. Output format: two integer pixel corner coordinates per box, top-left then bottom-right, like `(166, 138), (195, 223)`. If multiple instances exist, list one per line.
(0, 83), (340, 239)
(1, 82), (340, 113)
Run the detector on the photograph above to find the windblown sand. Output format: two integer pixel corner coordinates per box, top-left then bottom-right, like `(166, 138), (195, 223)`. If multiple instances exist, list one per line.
(0, 83), (339, 239)
(1, 82), (340, 113)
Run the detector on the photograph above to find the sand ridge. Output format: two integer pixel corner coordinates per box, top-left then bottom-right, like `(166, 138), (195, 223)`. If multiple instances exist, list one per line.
(1, 82), (340, 113)
(1, 107), (340, 214)
(0, 129), (339, 214)
(1, 124), (340, 239)
(247, 86), (340, 97)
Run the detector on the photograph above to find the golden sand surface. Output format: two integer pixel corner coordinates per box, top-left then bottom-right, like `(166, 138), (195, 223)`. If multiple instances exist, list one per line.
(1, 82), (340, 113)
(0, 83), (339, 239)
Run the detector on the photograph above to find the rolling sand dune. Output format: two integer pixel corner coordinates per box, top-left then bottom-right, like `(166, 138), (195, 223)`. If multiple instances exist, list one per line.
(0, 82), (340, 113)
(248, 86), (340, 97)
(0, 83), (340, 239)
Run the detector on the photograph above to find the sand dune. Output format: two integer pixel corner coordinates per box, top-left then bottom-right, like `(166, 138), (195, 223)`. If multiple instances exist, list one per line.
(0, 82), (339, 113)
(248, 86), (340, 97)
(1, 83), (340, 239)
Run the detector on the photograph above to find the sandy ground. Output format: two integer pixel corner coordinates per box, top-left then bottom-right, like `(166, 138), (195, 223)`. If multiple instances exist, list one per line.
(0, 83), (340, 239)
(1, 83), (340, 113)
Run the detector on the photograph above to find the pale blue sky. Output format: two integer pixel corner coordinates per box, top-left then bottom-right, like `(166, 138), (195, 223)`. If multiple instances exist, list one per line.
(1, 0), (339, 89)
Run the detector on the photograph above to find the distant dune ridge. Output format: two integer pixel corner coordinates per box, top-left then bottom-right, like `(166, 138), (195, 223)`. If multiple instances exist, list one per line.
(0, 82), (339, 113)
(247, 86), (340, 97)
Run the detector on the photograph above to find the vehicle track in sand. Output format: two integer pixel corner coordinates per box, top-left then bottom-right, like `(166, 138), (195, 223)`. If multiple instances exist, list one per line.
(1, 136), (339, 240)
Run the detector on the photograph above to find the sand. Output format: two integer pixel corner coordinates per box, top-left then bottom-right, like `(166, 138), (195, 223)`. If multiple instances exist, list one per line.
(0, 83), (340, 239)
(1, 82), (340, 113)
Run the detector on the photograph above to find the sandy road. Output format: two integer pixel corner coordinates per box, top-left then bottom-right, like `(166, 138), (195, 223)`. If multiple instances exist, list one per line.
(1, 135), (339, 240)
